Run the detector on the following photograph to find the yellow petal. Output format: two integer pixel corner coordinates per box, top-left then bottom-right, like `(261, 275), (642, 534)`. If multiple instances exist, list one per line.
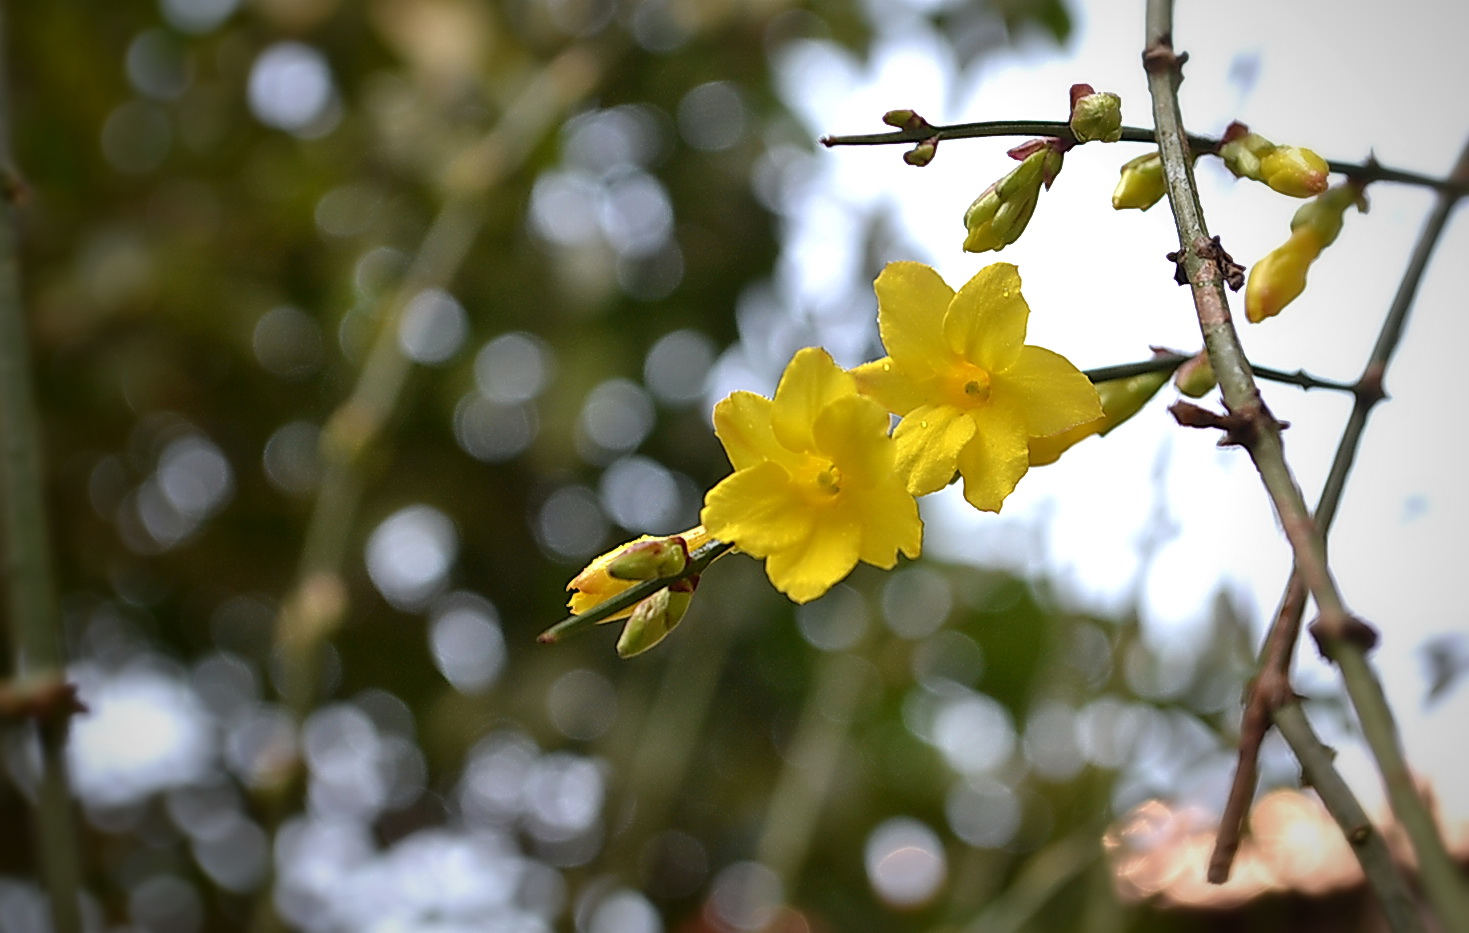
(994, 346), (1104, 438)
(811, 394), (894, 489)
(713, 391), (796, 472)
(853, 480), (922, 567)
(700, 461), (812, 556)
(851, 358), (937, 417)
(943, 263), (1030, 373)
(893, 404), (976, 496)
(762, 510), (861, 604)
(955, 400), (1029, 512)
(770, 347), (855, 455)
(874, 262), (955, 377)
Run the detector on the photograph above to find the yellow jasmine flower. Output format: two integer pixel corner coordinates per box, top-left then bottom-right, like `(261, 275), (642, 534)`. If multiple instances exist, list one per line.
(852, 262), (1102, 512)
(701, 347), (921, 604)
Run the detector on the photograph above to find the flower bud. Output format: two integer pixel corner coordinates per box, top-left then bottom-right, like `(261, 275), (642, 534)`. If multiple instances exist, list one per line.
(1173, 351), (1216, 398)
(616, 579), (696, 658)
(1289, 182), (1367, 248)
(963, 148), (1059, 253)
(1029, 367), (1170, 465)
(903, 139), (938, 167)
(1112, 151), (1166, 210)
(607, 536), (688, 580)
(1244, 227), (1323, 323)
(1218, 123), (1328, 198)
(1259, 146), (1329, 198)
(567, 526), (710, 620)
(1069, 86), (1123, 143)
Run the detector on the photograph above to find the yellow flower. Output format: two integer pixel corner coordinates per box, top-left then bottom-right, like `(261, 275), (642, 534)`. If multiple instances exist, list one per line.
(852, 262), (1102, 512)
(566, 526), (711, 621)
(701, 347), (921, 604)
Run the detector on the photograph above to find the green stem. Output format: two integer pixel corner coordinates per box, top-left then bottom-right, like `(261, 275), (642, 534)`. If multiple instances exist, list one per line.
(1082, 352), (1353, 393)
(0, 4), (82, 929)
(822, 121), (1466, 195)
(1144, 3), (1467, 928)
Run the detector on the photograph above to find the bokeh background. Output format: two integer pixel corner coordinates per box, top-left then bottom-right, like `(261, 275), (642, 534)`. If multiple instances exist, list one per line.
(2, 0), (1466, 931)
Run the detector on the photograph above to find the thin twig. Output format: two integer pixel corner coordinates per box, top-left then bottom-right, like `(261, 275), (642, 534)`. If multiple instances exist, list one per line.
(1082, 352), (1353, 393)
(821, 120), (1468, 196)
(0, 4), (83, 930)
(1210, 135), (1469, 885)
(1142, 5), (1465, 928)
(1274, 703), (1426, 933)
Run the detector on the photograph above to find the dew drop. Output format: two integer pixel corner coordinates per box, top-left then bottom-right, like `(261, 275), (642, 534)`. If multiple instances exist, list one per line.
(882, 361), (891, 372)
(919, 420), (929, 428)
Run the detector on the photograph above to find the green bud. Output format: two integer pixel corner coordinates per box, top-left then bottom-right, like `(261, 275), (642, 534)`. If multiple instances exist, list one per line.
(1095, 368), (1171, 436)
(1218, 123), (1328, 198)
(616, 582), (695, 658)
(606, 537), (688, 581)
(1288, 183), (1365, 247)
(1070, 88), (1123, 143)
(1173, 351), (1216, 398)
(1112, 151), (1166, 211)
(903, 139), (937, 166)
(963, 149), (1056, 254)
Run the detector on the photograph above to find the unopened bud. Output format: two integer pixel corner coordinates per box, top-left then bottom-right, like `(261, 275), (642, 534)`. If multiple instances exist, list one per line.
(882, 109), (929, 132)
(616, 579), (696, 658)
(903, 138), (938, 166)
(1218, 123), (1328, 198)
(1112, 151), (1166, 210)
(1095, 368), (1172, 436)
(567, 527), (710, 621)
(963, 147), (1059, 253)
(1289, 182), (1366, 248)
(607, 536), (688, 580)
(1069, 86), (1123, 143)
(1173, 351), (1216, 398)
(1245, 227), (1324, 323)
(1260, 146), (1329, 197)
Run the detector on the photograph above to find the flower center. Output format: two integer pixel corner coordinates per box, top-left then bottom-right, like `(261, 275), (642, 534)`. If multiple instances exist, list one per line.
(814, 463), (842, 495)
(950, 363), (992, 408)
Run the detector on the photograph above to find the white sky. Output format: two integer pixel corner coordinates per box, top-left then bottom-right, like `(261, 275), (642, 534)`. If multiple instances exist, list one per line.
(757, 0), (1469, 818)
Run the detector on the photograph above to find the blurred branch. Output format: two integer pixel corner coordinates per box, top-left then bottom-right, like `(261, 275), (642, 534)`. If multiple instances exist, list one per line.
(274, 44), (605, 713)
(1144, 4), (1467, 929)
(1212, 135), (1469, 894)
(255, 45), (607, 933)
(755, 648), (868, 884)
(822, 121), (1468, 196)
(0, 5), (82, 931)
(1274, 703), (1426, 933)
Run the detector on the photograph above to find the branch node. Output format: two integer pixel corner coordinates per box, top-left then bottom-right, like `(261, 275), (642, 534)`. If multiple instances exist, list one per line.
(1169, 398), (1284, 448)
(1142, 40), (1184, 74)
(1202, 235), (1245, 291)
(1309, 613), (1381, 655)
(1355, 362), (1388, 406)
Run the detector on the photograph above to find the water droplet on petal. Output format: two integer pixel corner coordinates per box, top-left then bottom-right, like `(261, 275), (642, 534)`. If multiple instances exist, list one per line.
(919, 420), (929, 429)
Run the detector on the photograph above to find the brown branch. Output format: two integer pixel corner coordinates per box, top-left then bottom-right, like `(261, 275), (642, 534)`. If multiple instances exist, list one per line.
(821, 119), (1469, 196)
(1210, 133), (1469, 891)
(1141, 5), (1464, 928)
